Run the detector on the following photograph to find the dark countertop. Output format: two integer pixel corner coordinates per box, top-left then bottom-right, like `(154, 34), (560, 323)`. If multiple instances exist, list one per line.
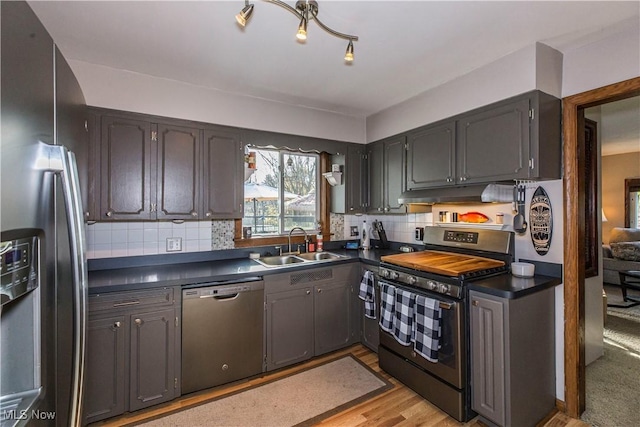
(467, 273), (561, 299)
(88, 247), (403, 294)
(88, 245), (560, 298)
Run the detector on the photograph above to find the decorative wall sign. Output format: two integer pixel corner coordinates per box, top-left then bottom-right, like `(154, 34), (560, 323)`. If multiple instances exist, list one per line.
(529, 186), (552, 255)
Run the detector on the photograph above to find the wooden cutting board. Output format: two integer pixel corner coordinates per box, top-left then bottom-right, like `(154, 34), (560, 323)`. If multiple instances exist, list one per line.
(380, 250), (505, 277)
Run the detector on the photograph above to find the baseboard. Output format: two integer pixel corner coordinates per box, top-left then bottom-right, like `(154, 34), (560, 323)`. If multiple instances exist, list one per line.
(555, 398), (566, 412)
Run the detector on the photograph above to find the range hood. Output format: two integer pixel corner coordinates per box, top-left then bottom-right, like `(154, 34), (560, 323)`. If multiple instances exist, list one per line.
(399, 183), (513, 205)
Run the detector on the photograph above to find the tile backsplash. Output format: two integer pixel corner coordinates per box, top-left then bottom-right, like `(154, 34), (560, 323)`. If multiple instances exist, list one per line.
(85, 220), (214, 259)
(343, 213), (434, 245)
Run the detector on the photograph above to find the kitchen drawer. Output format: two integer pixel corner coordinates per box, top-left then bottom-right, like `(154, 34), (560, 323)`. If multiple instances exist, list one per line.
(89, 287), (175, 313)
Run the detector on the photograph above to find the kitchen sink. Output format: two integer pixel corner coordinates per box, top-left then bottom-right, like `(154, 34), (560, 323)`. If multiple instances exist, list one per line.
(296, 252), (344, 261)
(254, 255), (306, 267)
(253, 252), (346, 268)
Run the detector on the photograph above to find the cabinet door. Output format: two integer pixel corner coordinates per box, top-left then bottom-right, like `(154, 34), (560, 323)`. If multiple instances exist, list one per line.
(266, 287), (314, 371)
(129, 308), (176, 412)
(314, 281), (352, 355)
(470, 293), (506, 427)
(84, 316), (126, 424)
(384, 136), (406, 213)
(367, 141), (384, 213)
(406, 121), (456, 189)
(203, 128), (243, 219)
(457, 98), (530, 184)
(156, 123), (201, 220)
(100, 115), (154, 220)
(346, 144), (367, 214)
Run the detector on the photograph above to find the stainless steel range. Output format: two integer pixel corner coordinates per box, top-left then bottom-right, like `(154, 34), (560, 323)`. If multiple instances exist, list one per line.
(377, 226), (514, 422)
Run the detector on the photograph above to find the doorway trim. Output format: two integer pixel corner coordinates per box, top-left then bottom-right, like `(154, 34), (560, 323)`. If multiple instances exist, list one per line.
(563, 76), (640, 418)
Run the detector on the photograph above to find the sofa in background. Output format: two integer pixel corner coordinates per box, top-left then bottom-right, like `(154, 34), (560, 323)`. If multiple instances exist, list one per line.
(603, 227), (640, 285)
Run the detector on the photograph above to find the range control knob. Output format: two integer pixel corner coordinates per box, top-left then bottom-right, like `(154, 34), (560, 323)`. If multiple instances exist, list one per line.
(389, 271), (399, 280)
(380, 269), (389, 278)
(438, 283), (451, 294)
(408, 275), (418, 285)
(427, 280), (438, 291)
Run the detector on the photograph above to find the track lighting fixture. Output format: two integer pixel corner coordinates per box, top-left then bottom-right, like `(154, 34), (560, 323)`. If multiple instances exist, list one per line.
(235, 0), (359, 63)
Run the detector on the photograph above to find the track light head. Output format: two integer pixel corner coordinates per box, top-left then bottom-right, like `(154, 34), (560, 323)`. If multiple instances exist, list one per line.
(235, 3), (254, 27)
(296, 15), (307, 41)
(344, 40), (354, 63)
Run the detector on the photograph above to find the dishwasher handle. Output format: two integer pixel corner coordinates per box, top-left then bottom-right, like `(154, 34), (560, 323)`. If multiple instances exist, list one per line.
(182, 277), (263, 300)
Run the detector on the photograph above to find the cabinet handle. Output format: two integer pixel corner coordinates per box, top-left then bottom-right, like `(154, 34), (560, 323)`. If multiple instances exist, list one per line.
(191, 211), (198, 217)
(349, 207), (354, 211)
(472, 300), (478, 306)
(134, 318), (143, 325)
(113, 321), (121, 329)
(384, 207), (389, 212)
(317, 289), (322, 293)
(306, 290), (311, 295)
(206, 212), (212, 217)
(106, 210), (113, 217)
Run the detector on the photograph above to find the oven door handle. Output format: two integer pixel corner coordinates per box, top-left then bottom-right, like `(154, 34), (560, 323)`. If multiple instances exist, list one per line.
(439, 302), (453, 310)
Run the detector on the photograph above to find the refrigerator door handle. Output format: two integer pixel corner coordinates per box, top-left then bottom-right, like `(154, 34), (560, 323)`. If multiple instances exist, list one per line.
(48, 144), (88, 427)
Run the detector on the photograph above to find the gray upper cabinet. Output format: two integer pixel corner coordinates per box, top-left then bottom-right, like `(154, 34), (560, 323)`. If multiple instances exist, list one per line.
(332, 144), (368, 214)
(367, 141), (384, 213)
(203, 128), (244, 219)
(92, 108), (244, 220)
(457, 98), (530, 184)
(100, 115), (154, 220)
(406, 121), (456, 190)
(156, 124), (201, 220)
(384, 136), (406, 213)
(404, 90), (560, 191)
(368, 136), (407, 214)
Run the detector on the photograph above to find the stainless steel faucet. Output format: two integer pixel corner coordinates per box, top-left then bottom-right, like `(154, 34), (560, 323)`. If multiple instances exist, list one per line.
(288, 227), (308, 254)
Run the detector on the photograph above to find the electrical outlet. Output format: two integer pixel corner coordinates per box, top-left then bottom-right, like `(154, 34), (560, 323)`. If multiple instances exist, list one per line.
(350, 226), (359, 237)
(166, 237), (182, 252)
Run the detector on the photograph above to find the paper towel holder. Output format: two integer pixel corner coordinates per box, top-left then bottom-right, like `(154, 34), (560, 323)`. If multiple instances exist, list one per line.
(323, 164), (343, 186)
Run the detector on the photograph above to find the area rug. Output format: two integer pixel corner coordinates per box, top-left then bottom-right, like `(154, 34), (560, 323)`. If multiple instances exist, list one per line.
(133, 355), (392, 427)
(582, 309), (640, 427)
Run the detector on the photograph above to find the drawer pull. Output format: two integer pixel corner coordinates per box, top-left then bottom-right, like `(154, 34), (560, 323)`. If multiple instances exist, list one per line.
(113, 300), (140, 308)
(134, 318), (142, 325)
(113, 321), (121, 329)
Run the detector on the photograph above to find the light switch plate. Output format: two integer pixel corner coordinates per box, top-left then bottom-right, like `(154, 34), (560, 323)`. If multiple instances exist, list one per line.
(166, 237), (182, 252)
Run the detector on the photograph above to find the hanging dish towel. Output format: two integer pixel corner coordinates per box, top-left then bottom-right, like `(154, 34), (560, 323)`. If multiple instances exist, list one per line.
(358, 270), (376, 319)
(393, 287), (415, 346)
(379, 282), (395, 333)
(413, 294), (442, 362)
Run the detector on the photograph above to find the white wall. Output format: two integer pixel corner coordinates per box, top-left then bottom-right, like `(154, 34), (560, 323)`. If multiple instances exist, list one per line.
(365, 43), (563, 143)
(68, 60), (367, 144)
(562, 19), (640, 97)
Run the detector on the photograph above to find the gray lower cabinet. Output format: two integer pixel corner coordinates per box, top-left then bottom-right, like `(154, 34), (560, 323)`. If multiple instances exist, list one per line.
(129, 308), (177, 412)
(469, 288), (555, 427)
(266, 287), (314, 371)
(265, 264), (359, 371)
(84, 316), (126, 423)
(84, 288), (180, 425)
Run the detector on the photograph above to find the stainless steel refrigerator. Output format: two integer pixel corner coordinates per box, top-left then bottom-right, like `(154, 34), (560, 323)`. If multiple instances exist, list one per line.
(1, 2), (89, 426)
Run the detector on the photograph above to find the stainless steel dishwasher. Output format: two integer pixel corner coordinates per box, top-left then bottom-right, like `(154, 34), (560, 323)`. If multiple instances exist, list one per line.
(182, 277), (264, 394)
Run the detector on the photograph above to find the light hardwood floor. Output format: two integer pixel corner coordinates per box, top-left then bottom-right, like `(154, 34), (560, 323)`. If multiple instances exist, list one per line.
(92, 344), (588, 427)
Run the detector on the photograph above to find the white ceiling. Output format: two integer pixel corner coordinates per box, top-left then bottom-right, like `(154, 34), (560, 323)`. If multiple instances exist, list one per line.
(29, 1), (639, 119)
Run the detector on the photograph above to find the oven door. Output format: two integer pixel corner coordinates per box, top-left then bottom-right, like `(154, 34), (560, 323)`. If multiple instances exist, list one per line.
(379, 281), (464, 389)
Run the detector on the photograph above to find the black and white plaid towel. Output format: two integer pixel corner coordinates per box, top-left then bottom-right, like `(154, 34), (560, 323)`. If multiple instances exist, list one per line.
(358, 270), (376, 319)
(393, 287), (415, 346)
(414, 294), (442, 362)
(379, 282), (395, 333)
